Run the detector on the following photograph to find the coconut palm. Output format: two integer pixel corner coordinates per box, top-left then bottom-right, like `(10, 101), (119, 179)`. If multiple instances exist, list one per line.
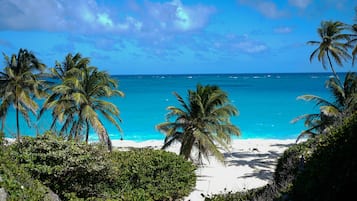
(347, 8), (357, 65)
(307, 20), (351, 85)
(41, 59), (124, 151)
(0, 49), (46, 140)
(292, 72), (357, 142)
(52, 53), (90, 80)
(156, 84), (240, 164)
(39, 53), (90, 134)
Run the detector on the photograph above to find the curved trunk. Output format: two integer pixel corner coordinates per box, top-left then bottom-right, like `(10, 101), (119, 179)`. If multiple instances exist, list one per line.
(1, 117), (4, 132)
(16, 99), (20, 141)
(326, 51), (342, 87)
(180, 131), (195, 160)
(85, 120), (89, 144)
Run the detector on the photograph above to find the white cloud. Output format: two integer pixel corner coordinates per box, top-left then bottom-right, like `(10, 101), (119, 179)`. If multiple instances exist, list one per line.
(145, 0), (215, 32)
(288, 0), (312, 9)
(0, 0), (214, 35)
(274, 26), (293, 34)
(238, 0), (287, 19)
(234, 41), (268, 53)
(97, 13), (114, 28)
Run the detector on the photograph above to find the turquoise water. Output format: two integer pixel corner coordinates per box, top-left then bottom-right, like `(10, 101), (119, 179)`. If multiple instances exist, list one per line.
(3, 73), (335, 141)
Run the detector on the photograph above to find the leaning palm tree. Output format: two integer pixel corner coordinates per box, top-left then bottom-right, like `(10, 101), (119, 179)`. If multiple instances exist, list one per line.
(292, 72), (357, 142)
(156, 84), (240, 164)
(41, 62), (124, 151)
(0, 49), (46, 140)
(307, 20), (351, 85)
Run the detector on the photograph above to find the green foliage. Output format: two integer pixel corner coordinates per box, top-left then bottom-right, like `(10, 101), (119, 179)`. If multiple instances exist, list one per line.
(0, 146), (49, 201)
(9, 133), (112, 200)
(109, 148), (197, 201)
(289, 112), (357, 201)
(6, 133), (196, 200)
(0, 48), (47, 139)
(157, 84), (240, 163)
(207, 112), (357, 201)
(41, 53), (124, 151)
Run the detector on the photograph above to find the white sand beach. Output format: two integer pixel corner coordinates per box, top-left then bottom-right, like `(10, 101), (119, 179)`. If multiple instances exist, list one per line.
(112, 139), (295, 201)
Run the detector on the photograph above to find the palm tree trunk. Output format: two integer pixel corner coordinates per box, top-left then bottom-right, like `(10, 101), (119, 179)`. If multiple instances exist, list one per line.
(85, 120), (89, 144)
(327, 51), (342, 87)
(1, 117), (4, 132)
(16, 100), (20, 141)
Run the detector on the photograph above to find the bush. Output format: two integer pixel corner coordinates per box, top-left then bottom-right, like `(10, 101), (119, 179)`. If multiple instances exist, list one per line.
(109, 148), (197, 201)
(7, 133), (197, 200)
(289, 112), (357, 201)
(0, 146), (49, 201)
(206, 112), (357, 201)
(9, 133), (112, 200)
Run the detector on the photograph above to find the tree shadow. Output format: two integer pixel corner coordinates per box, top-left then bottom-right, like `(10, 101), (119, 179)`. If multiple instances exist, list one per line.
(223, 150), (283, 181)
(271, 143), (296, 149)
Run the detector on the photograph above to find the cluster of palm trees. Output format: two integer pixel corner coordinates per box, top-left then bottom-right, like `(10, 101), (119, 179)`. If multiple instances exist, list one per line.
(294, 8), (357, 141)
(0, 49), (124, 150)
(0, 49), (240, 161)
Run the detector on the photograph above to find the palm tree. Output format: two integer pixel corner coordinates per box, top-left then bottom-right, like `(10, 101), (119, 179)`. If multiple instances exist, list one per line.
(292, 72), (357, 141)
(39, 53), (90, 135)
(52, 53), (90, 80)
(307, 20), (351, 85)
(40, 55), (124, 151)
(0, 49), (46, 140)
(156, 84), (240, 164)
(347, 8), (357, 65)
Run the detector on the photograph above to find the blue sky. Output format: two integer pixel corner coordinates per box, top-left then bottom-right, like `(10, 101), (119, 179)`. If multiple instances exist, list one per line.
(0, 0), (356, 74)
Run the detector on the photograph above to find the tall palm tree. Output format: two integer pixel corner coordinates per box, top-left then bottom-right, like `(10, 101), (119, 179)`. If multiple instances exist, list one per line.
(292, 72), (357, 141)
(0, 49), (46, 140)
(40, 56), (124, 151)
(307, 20), (351, 85)
(156, 84), (240, 164)
(39, 53), (90, 135)
(347, 8), (357, 65)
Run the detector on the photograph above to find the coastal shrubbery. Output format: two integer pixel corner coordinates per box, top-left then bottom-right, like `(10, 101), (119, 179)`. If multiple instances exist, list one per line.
(287, 111), (357, 200)
(110, 149), (196, 200)
(205, 112), (357, 201)
(0, 143), (50, 201)
(2, 133), (196, 200)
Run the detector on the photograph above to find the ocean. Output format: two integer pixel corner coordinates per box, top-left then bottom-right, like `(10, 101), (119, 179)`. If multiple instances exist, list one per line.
(3, 73), (336, 141)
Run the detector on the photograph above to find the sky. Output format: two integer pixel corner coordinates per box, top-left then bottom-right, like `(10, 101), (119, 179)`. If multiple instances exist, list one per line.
(0, 0), (356, 75)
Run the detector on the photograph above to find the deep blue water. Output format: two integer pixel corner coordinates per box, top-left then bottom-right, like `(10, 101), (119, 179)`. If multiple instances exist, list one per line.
(3, 73), (337, 141)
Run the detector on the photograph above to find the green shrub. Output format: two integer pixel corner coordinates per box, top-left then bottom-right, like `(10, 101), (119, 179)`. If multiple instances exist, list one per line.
(109, 148), (197, 201)
(207, 113), (357, 201)
(0, 146), (49, 201)
(7, 133), (197, 200)
(9, 133), (112, 200)
(289, 112), (357, 201)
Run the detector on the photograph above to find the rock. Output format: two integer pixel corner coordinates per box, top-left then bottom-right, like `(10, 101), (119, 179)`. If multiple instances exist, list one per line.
(0, 188), (7, 201)
(45, 189), (61, 201)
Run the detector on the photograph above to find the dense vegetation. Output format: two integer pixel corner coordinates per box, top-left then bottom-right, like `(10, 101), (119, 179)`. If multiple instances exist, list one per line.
(0, 134), (196, 200)
(205, 7), (357, 201)
(205, 111), (357, 201)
